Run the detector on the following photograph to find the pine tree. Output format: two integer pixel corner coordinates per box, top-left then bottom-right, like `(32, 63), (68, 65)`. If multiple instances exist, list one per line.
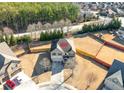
(10, 34), (17, 46)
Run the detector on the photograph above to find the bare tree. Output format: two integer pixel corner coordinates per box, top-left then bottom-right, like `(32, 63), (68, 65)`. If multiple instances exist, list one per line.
(52, 21), (59, 29)
(35, 22), (42, 40)
(37, 21), (42, 31)
(27, 24), (33, 39)
(65, 19), (72, 32)
(3, 27), (13, 35)
(43, 23), (51, 31)
(32, 23), (36, 39)
(0, 30), (3, 36)
(85, 72), (97, 90)
(58, 19), (65, 31)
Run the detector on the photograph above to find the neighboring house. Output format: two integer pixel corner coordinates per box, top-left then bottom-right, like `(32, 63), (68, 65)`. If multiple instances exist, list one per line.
(117, 9), (124, 16)
(80, 10), (94, 18)
(50, 38), (76, 68)
(3, 71), (39, 90)
(102, 59), (124, 90)
(107, 8), (116, 17)
(116, 30), (124, 40)
(0, 42), (21, 84)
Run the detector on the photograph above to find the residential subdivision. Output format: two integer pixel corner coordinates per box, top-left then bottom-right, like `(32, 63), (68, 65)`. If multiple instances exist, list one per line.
(0, 2), (124, 90)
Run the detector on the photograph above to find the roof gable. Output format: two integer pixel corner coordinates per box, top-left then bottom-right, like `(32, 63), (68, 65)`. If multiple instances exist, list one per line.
(50, 38), (76, 54)
(107, 59), (124, 81)
(104, 59), (124, 88)
(0, 42), (16, 57)
(66, 38), (76, 52)
(58, 38), (71, 52)
(106, 70), (123, 86)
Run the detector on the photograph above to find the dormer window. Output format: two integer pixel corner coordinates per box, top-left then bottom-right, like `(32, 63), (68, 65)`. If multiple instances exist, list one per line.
(58, 53), (62, 56)
(52, 53), (56, 56)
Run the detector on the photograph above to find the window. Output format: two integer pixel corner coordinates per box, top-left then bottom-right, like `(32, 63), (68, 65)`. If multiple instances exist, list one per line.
(58, 53), (62, 56)
(11, 64), (18, 71)
(52, 53), (56, 56)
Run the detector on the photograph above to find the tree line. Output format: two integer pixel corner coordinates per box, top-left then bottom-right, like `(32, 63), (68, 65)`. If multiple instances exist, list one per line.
(40, 29), (64, 41)
(0, 34), (31, 46)
(0, 3), (79, 33)
(78, 17), (121, 34)
(0, 29), (64, 46)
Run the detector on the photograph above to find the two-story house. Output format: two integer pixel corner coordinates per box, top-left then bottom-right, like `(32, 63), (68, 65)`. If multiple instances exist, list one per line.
(50, 38), (76, 68)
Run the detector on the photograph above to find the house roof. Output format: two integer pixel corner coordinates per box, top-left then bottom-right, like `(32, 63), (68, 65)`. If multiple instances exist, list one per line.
(3, 71), (39, 90)
(118, 30), (124, 35)
(50, 39), (59, 51)
(58, 38), (72, 53)
(0, 42), (16, 57)
(66, 38), (76, 53)
(0, 42), (20, 75)
(0, 42), (19, 64)
(104, 70), (124, 90)
(50, 38), (76, 53)
(106, 59), (124, 81)
(103, 59), (124, 89)
(106, 70), (123, 86)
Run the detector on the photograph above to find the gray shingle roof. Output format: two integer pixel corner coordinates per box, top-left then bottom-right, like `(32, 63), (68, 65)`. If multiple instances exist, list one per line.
(0, 42), (16, 57)
(0, 42), (19, 65)
(50, 39), (59, 51)
(103, 59), (124, 90)
(0, 42), (20, 76)
(107, 59), (124, 82)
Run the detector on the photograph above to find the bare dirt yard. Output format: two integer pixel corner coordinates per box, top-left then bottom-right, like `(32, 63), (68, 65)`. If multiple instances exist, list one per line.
(18, 52), (107, 90)
(13, 33), (124, 90)
(19, 53), (51, 84)
(64, 55), (107, 90)
(74, 36), (103, 56)
(96, 45), (124, 64)
(74, 34), (124, 65)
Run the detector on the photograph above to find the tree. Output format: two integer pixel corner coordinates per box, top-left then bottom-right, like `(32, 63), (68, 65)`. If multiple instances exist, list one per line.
(43, 23), (52, 31)
(32, 23), (37, 40)
(37, 21), (42, 30)
(9, 34), (17, 46)
(85, 72), (97, 90)
(0, 35), (4, 43)
(22, 35), (32, 43)
(27, 24), (33, 39)
(4, 34), (9, 44)
(65, 19), (72, 32)
(52, 21), (59, 29)
(58, 19), (65, 31)
(40, 29), (64, 41)
(0, 3), (79, 33)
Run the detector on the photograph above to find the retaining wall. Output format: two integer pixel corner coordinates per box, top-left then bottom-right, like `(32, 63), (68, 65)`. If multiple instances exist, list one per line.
(76, 48), (111, 68)
(89, 33), (124, 52)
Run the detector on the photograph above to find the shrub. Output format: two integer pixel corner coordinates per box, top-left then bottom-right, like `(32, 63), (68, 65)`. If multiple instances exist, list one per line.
(9, 35), (17, 46)
(21, 35), (32, 43)
(79, 17), (121, 34)
(40, 29), (64, 41)
(0, 35), (4, 43)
